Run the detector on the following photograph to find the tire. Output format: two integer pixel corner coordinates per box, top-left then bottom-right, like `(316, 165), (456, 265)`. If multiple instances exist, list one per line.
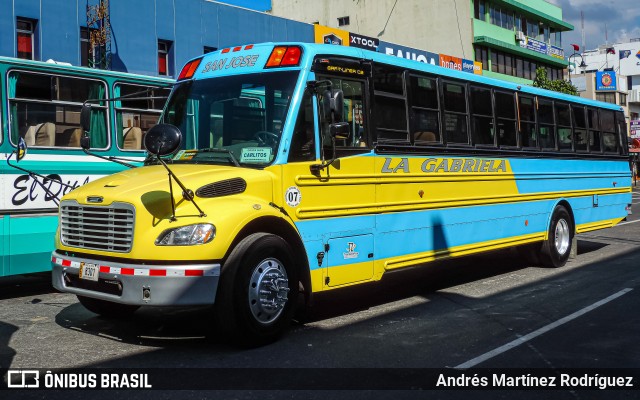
(77, 295), (139, 318)
(539, 205), (574, 268)
(214, 233), (299, 347)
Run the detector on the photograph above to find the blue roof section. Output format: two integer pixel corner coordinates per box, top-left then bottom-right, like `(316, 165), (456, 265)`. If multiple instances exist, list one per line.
(188, 42), (622, 112)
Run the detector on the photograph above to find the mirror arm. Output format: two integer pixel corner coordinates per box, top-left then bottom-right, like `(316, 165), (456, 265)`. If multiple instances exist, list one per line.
(310, 137), (338, 175)
(81, 147), (138, 169)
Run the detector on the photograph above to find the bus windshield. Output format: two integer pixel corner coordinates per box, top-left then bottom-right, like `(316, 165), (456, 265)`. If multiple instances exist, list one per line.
(161, 70), (299, 167)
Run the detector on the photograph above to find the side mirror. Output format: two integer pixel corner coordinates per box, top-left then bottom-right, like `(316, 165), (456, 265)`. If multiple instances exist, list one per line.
(322, 89), (344, 122)
(330, 122), (350, 140)
(80, 135), (91, 150)
(16, 137), (27, 162)
(144, 124), (182, 156)
(80, 104), (92, 133)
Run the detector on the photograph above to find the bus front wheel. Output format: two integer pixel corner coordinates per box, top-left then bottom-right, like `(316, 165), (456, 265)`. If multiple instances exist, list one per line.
(77, 295), (139, 317)
(214, 233), (298, 347)
(540, 205), (574, 268)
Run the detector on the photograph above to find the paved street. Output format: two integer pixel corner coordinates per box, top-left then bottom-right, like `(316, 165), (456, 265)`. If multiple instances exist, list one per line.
(1, 185), (640, 399)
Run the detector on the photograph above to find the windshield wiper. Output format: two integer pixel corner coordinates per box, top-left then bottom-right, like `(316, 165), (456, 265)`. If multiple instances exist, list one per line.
(201, 148), (240, 166)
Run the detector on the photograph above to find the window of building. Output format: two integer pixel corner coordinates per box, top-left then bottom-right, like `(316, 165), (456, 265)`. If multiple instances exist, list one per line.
(619, 93), (627, 106)
(337, 16), (350, 26)
(16, 18), (36, 60)
(204, 46), (217, 54)
(596, 92), (616, 104)
(80, 27), (106, 68)
(158, 40), (172, 76)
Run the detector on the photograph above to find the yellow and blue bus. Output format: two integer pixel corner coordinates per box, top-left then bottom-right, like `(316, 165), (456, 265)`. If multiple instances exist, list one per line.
(0, 56), (171, 277)
(51, 43), (632, 345)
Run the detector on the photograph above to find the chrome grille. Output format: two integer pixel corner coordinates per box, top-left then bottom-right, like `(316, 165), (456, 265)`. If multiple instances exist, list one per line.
(60, 201), (135, 253)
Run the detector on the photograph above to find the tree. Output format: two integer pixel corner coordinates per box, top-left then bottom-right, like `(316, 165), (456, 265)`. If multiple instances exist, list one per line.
(532, 66), (578, 96)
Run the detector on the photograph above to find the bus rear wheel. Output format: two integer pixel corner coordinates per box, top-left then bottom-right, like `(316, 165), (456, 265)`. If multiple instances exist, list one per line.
(214, 233), (298, 347)
(77, 295), (139, 317)
(539, 205), (574, 268)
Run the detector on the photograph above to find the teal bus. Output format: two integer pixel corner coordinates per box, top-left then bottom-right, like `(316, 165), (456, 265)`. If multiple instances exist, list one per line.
(0, 56), (172, 277)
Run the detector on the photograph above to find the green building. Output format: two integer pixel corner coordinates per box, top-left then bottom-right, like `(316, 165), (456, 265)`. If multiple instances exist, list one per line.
(472, 0), (573, 84)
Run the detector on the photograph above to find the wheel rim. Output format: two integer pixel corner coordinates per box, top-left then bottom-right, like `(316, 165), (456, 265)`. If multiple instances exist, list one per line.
(554, 218), (570, 255)
(248, 258), (290, 325)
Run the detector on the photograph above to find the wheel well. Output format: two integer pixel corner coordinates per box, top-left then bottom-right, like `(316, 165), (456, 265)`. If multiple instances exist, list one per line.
(556, 200), (575, 234)
(225, 216), (312, 306)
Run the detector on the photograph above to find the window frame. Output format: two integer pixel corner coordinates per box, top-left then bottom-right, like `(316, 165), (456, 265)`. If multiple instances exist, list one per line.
(6, 68), (110, 150)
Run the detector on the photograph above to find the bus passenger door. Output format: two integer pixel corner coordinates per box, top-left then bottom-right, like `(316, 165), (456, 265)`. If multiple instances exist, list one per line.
(281, 67), (376, 289)
(326, 234), (374, 287)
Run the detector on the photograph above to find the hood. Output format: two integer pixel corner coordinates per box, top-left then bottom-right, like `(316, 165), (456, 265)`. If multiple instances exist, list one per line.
(64, 164), (275, 212)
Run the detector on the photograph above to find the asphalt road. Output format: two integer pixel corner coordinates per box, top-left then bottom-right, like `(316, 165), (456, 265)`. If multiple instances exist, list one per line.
(2, 185), (640, 399)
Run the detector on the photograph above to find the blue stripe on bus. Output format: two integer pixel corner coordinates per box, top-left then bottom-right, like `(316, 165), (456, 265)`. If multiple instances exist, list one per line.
(510, 158), (632, 193)
(296, 193), (630, 270)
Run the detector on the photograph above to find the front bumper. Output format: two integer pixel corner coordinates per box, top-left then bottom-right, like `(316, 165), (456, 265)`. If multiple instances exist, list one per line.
(52, 251), (220, 306)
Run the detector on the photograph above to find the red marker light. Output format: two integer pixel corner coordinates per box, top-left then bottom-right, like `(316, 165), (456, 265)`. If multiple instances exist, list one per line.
(233, 46), (242, 52)
(266, 46), (303, 68)
(281, 46), (302, 66)
(178, 58), (202, 80)
(221, 48), (230, 54)
(244, 44), (254, 50)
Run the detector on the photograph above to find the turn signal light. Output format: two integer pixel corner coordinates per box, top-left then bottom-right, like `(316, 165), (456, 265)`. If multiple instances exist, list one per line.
(178, 58), (202, 80)
(265, 46), (302, 68)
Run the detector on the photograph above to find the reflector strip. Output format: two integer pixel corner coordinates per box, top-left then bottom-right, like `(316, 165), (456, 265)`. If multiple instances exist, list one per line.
(53, 256), (218, 278)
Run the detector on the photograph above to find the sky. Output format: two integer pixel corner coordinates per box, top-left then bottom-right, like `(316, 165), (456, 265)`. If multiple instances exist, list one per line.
(547, 0), (640, 53)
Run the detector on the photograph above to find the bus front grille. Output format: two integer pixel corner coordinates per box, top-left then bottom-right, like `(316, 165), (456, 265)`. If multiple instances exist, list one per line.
(60, 201), (135, 253)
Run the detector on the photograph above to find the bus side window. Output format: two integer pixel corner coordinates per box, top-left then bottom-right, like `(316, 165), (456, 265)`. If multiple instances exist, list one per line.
(537, 98), (555, 150)
(288, 92), (315, 162)
(9, 71), (108, 149)
(494, 91), (516, 147)
(555, 102), (573, 151)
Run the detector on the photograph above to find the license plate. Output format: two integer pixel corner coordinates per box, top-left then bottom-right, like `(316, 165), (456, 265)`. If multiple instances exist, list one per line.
(79, 262), (99, 281)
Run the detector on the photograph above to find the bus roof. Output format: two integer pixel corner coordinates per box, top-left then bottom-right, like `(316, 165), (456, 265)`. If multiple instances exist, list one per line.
(192, 42), (622, 112)
(0, 56), (174, 85)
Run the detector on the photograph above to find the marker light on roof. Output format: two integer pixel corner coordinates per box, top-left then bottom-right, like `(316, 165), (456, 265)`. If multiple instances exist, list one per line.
(265, 46), (302, 68)
(178, 58), (202, 80)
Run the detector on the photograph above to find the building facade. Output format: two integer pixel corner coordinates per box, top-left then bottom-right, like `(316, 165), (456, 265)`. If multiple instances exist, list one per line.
(569, 39), (640, 145)
(269, 0), (572, 84)
(0, 0), (312, 77)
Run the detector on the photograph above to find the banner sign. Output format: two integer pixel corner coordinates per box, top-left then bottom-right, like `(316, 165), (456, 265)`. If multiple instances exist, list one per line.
(380, 41), (439, 65)
(596, 71), (617, 91)
(631, 120), (640, 139)
(314, 25), (378, 52)
(349, 32), (379, 51)
(314, 25), (349, 46)
(518, 36), (564, 59)
(440, 54), (462, 71)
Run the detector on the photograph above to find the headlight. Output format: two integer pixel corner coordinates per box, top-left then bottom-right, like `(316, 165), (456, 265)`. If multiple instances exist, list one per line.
(155, 224), (216, 246)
